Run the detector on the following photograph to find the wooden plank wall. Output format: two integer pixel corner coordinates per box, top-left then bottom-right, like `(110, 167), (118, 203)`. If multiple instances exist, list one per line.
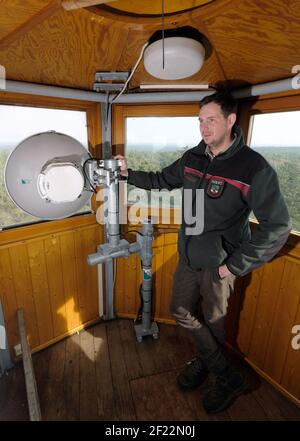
(0, 221), (102, 357)
(115, 230), (178, 323)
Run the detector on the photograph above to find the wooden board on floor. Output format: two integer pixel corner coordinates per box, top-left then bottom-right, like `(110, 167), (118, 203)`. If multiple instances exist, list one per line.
(106, 320), (136, 421)
(118, 319), (144, 381)
(130, 370), (197, 421)
(79, 328), (98, 421)
(65, 333), (80, 421)
(41, 339), (66, 421)
(0, 364), (28, 421)
(94, 323), (115, 421)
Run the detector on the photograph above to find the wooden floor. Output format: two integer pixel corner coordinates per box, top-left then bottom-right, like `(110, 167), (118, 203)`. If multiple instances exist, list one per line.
(1, 318), (300, 421)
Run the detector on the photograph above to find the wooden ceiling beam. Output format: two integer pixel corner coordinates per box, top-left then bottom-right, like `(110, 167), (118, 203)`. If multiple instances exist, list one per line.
(62, 0), (117, 10)
(0, 0), (62, 50)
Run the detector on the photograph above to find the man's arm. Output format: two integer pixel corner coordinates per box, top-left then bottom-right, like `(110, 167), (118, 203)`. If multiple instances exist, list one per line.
(225, 165), (292, 277)
(114, 154), (184, 191)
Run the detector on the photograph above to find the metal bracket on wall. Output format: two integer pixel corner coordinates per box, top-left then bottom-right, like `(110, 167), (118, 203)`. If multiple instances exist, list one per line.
(94, 71), (129, 93)
(101, 100), (112, 160)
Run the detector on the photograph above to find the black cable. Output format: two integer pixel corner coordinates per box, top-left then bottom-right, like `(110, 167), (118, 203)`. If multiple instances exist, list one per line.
(134, 261), (145, 324)
(162, 0), (165, 70)
(83, 158), (97, 194)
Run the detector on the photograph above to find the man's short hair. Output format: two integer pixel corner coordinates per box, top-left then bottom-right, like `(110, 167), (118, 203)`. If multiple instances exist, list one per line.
(200, 92), (238, 118)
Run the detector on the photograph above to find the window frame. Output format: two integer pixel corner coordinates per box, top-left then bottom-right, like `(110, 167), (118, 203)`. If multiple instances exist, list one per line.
(0, 92), (101, 245)
(239, 91), (300, 244)
(112, 103), (200, 226)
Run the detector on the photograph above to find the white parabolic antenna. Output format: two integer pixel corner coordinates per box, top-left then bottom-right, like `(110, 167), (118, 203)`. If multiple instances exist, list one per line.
(4, 131), (92, 220)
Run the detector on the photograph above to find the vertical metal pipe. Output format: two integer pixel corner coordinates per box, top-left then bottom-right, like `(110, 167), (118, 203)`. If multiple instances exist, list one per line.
(104, 258), (115, 320)
(100, 103), (116, 320)
(107, 181), (120, 246)
(140, 220), (153, 331)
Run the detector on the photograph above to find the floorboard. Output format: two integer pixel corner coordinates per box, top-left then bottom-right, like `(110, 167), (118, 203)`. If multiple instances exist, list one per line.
(1, 318), (299, 421)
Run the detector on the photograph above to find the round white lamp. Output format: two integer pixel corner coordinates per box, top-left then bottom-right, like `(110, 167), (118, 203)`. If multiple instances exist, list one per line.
(144, 36), (206, 80)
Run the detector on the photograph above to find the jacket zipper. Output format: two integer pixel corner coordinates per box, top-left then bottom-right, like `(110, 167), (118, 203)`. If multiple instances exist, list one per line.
(184, 155), (215, 268)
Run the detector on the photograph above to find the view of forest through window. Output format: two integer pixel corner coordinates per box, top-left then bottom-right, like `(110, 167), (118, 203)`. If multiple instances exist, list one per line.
(1, 110), (299, 232)
(126, 113), (300, 232)
(249, 112), (300, 232)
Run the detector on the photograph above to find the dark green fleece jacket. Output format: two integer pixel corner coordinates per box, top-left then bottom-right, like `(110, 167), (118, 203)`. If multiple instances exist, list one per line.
(127, 125), (291, 276)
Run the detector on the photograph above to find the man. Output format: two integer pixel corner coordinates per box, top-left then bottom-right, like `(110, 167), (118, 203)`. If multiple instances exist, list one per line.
(115, 92), (291, 413)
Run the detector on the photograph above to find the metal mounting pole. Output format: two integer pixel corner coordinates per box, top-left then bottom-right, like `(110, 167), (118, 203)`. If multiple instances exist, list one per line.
(101, 101), (116, 320)
(134, 220), (159, 342)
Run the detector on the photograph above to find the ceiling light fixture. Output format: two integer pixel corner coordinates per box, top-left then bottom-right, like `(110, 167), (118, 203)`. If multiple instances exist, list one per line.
(143, 27), (207, 81)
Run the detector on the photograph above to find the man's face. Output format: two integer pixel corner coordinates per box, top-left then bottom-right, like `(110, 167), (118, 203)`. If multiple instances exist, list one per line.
(198, 102), (236, 149)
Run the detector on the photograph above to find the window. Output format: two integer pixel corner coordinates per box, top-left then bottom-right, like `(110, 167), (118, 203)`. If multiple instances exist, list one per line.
(0, 105), (91, 229)
(125, 116), (200, 209)
(249, 111), (300, 232)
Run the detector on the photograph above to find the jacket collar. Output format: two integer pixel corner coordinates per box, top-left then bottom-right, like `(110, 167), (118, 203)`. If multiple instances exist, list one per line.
(193, 125), (245, 160)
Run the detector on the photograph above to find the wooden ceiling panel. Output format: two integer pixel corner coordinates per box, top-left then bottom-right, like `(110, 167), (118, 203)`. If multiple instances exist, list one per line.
(105, 0), (214, 15)
(0, 0), (299, 91)
(0, 8), (129, 89)
(202, 0), (300, 85)
(0, 0), (50, 40)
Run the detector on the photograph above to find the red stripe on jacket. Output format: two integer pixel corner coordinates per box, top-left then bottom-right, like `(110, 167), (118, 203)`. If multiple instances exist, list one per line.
(184, 166), (250, 198)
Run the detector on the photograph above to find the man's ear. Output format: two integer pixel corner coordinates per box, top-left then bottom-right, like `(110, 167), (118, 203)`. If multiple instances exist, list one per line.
(228, 113), (237, 129)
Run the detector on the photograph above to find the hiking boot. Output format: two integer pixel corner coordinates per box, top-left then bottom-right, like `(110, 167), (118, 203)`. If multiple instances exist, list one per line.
(202, 368), (248, 413)
(177, 357), (209, 390)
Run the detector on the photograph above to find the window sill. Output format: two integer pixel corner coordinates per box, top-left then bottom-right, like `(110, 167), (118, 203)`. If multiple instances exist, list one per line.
(0, 212), (98, 246)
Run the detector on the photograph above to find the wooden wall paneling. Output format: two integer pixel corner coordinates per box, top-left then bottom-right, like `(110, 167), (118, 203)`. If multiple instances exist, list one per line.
(0, 248), (19, 352)
(44, 235), (68, 337)
(84, 226), (101, 320)
(225, 277), (244, 348)
(263, 259), (300, 384)
(281, 294), (300, 401)
(135, 251), (143, 320)
(74, 226), (99, 324)
(158, 233), (178, 322)
(74, 229), (90, 323)
(152, 233), (165, 321)
(60, 232), (81, 331)
(115, 257), (125, 314)
(235, 267), (264, 356)
(124, 253), (138, 316)
(247, 257), (286, 369)
(8, 243), (40, 349)
(27, 239), (54, 345)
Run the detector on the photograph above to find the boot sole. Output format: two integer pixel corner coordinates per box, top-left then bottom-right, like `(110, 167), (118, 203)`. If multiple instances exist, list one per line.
(204, 381), (249, 414)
